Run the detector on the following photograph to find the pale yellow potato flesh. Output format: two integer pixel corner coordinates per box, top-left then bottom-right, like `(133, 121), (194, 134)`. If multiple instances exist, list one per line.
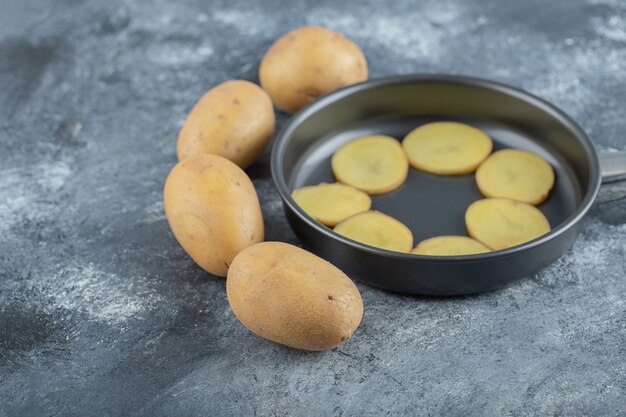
(402, 122), (493, 175)
(476, 149), (555, 205)
(412, 235), (491, 256)
(334, 211), (413, 253)
(292, 183), (372, 227)
(331, 135), (409, 194)
(465, 198), (551, 251)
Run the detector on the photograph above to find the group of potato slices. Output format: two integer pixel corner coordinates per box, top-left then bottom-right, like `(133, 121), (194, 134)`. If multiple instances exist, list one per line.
(293, 121), (555, 255)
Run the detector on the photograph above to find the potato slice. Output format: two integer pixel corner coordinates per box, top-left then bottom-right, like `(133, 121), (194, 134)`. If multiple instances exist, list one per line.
(331, 135), (408, 194)
(412, 236), (491, 256)
(465, 198), (551, 250)
(476, 149), (555, 205)
(402, 122), (493, 175)
(334, 211), (413, 253)
(292, 183), (372, 227)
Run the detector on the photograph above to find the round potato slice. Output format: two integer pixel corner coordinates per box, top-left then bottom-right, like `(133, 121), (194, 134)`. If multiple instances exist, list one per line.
(402, 122), (493, 175)
(412, 236), (491, 256)
(332, 135), (409, 194)
(465, 198), (551, 251)
(292, 183), (372, 227)
(334, 211), (413, 253)
(476, 149), (555, 205)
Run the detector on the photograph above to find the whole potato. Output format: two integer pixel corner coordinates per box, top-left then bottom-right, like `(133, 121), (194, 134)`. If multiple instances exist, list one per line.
(227, 242), (363, 351)
(177, 80), (275, 169)
(259, 26), (368, 113)
(164, 154), (264, 277)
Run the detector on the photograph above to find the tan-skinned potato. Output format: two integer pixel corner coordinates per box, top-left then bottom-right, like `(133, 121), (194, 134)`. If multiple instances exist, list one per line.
(259, 26), (368, 113)
(164, 154), (264, 277)
(227, 242), (364, 351)
(176, 80), (275, 169)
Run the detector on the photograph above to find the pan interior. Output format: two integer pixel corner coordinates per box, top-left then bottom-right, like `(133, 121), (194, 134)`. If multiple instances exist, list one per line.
(288, 114), (582, 242)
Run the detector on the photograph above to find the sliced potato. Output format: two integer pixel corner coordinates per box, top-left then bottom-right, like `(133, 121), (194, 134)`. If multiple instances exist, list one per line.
(476, 149), (555, 205)
(331, 135), (408, 194)
(465, 198), (551, 250)
(292, 183), (372, 227)
(334, 211), (413, 253)
(402, 122), (493, 175)
(412, 235), (491, 256)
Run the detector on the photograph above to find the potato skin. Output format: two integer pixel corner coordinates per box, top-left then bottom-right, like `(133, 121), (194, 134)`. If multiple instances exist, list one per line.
(164, 154), (264, 277)
(227, 242), (363, 351)
(259, 26), (368, 113)
(176, 80), (275, 169)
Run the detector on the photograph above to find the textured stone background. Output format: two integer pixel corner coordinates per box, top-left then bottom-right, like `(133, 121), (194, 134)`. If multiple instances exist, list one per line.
(1, 0), (625, 415)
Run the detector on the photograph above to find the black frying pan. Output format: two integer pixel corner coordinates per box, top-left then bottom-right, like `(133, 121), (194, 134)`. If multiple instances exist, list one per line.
(271, 75), (626, 295)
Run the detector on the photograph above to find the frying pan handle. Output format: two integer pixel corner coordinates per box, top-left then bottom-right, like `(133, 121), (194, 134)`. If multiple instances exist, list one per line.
(599, 151), (626, 183)
(597, 151), (626, 204)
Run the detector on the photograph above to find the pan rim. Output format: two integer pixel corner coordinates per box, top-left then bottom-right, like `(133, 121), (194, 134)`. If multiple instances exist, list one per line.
(270, 74), (602, 263)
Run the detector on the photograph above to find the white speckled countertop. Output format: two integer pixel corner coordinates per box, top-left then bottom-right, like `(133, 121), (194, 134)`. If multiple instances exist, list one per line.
(0, 0), (624, 415)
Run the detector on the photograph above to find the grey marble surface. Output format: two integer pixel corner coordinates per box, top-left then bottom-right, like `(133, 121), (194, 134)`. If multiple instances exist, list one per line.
(1, 0), (625, 415)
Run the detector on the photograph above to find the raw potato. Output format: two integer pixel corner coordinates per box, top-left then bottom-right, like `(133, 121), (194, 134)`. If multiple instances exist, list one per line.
(292, 183), (372, 227)
(334, 211), (413, 253)
(402, 122), (493, 175)
(465, 198), (551, 250)
(476, 149), (555, 205)
(332, 135), (409, 194)
(177, 80), (275, 169)
(226, 242), (363, 351)
(164, 154), (264, 277)
(412, 235), (491, 256)
(259, 26), (368, 113)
